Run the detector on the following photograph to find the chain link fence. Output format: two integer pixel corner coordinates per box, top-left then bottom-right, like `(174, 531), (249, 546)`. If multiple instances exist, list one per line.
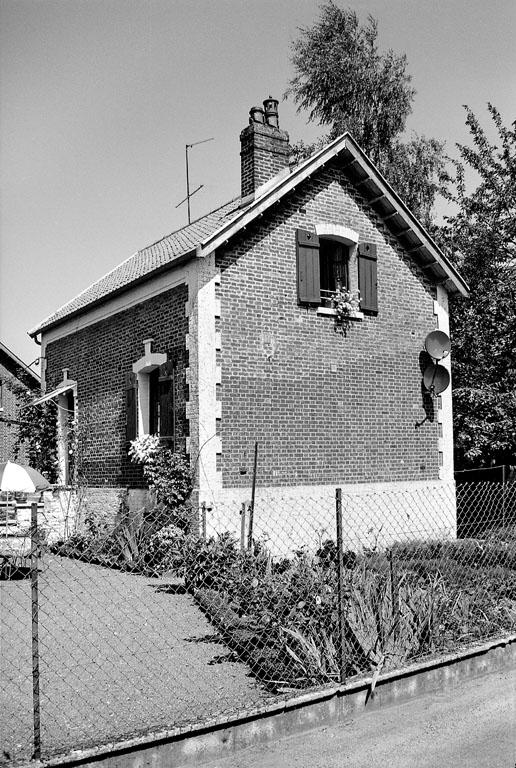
(1, 481), (516, 764)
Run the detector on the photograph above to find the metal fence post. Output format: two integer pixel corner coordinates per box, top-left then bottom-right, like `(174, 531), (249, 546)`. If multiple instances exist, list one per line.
(335, 488), (346, 684)
(502, 465), (506, 528)
(240, 503), (247, 552)
(200, 502), (207, 541)
(389, 549), (399, 641)
(30, 502), (41, 760)
(247, 441), (258, 551)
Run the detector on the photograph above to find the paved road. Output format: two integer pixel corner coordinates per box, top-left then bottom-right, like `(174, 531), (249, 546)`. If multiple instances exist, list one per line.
(197, 668), (516, 768)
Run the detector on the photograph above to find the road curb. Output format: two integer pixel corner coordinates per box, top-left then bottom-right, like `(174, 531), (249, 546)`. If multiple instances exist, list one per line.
(29, 634), (516, 768)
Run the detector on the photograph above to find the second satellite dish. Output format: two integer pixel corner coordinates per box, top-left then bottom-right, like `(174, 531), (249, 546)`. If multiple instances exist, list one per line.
(423, 364), (450, 395)
(425, 330), (451, 360)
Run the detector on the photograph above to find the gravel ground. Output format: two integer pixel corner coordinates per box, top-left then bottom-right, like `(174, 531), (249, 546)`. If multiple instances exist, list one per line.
(0, 555), (269, 764)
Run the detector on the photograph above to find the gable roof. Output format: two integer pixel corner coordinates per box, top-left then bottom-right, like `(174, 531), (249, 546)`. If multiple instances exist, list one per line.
(30, 133), (468, 338)
(29, 197), (243, 338)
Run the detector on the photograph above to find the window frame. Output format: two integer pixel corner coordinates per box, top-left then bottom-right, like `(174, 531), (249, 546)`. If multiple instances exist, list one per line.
(318, 238), (351, 307)
(296, 223), (365, 319)
(131, 340), (175, 448)
(149, 364), (175, 447)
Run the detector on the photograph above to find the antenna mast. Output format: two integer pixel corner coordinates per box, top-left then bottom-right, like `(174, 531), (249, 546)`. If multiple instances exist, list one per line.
(176, 137), (214, 224)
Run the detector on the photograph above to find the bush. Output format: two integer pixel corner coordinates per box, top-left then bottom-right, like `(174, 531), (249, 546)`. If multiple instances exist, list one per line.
(187, 537), (342, 687)
(52, 508), (516, 690)
(51, 503), (185, 575)
(146, 523), (186, 574)
(128, 436), (193, 521)
(53, 439), (196, 574)
(177, 531), (516, 691)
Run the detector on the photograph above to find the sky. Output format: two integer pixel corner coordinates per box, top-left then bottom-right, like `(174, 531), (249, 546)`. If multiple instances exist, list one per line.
(1, 0), (515, 369)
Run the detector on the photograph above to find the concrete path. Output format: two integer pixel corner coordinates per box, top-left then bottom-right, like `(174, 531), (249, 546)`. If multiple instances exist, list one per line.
(196, 668), (516, 768)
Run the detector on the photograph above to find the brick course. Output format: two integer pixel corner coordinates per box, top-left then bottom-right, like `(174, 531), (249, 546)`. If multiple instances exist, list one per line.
(217, 159), (440, 489)
(44, 284), (189, 488)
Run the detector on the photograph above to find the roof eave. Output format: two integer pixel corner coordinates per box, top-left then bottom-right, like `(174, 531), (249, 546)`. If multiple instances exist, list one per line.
(0, 342), (41, 386)
(341, 136), (469, 297)
(29, 247), (197, 338)
(200, 133), (469, 298)
(32, 380), (77, 405)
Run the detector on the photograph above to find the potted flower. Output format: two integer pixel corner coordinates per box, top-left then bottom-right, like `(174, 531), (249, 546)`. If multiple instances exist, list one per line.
(331, 286), (360, 328)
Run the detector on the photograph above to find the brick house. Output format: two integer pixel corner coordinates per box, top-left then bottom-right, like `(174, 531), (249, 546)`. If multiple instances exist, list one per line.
(30, 98), (468, 542)
(0, 342), (40, 464)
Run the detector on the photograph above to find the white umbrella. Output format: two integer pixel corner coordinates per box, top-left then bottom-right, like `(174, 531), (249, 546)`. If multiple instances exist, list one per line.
(0, 460), (51, 493)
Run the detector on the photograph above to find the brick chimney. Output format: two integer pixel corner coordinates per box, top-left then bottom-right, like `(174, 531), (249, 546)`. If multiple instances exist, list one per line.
(240, 97), (290, 198)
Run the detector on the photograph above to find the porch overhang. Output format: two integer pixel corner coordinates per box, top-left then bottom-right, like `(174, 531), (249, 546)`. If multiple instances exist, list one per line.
(32, 380), (77, 406)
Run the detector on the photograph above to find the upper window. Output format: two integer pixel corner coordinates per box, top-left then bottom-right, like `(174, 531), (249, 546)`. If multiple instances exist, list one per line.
(319, 239), (350, 306)
(296, 228), (378, 313)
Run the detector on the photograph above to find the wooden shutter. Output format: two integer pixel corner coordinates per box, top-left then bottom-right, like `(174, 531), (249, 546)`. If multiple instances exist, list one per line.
(125, 372), (138, 442)
(158, 361), (175, 448)
(358, 242), (378, 313)
(296, 229), (320, 304)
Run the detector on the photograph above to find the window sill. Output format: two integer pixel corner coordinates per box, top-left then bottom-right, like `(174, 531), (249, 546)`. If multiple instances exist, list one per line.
(316, 307), (364, 320)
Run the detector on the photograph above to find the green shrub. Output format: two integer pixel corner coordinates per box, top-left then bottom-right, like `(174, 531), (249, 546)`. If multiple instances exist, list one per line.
(180, 531), (516, 690)
(146, 523), (186, 573)
(53, 509), (516, 690)
(128, 436), (193, 524)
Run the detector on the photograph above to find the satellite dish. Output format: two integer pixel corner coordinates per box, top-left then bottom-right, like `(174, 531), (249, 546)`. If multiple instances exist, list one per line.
(425, 330), (451, 360)
(423, 364), (450, 395)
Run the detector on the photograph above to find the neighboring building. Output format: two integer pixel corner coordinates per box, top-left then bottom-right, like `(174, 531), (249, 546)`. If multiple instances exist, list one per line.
(29, 98), (468, 544)
(0, 342), (40, 463)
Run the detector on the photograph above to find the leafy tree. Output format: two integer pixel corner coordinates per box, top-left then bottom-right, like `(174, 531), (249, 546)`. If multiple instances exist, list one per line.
(444, 104), (516, 468)
(382, 136), (450, 231)
(3, 371), (58, 481)
(286, 5), (414, 162)
(285, 3), (448, 227)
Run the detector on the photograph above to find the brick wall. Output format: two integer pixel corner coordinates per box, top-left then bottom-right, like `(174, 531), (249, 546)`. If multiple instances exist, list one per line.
(0, 362), (20, 462)
(217, 159), (441, 489)
(0, 362), (33, 463)
(44, 284), (189, 488)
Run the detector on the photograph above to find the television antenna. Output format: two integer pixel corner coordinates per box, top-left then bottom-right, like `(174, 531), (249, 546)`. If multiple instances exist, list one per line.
(175, 137), (214, 224)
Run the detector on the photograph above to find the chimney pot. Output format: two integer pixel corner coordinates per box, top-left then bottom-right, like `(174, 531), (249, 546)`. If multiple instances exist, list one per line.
(240, 97), (289, 197)
(249, 106), (265, 124)
(263, 96), (279, 129)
